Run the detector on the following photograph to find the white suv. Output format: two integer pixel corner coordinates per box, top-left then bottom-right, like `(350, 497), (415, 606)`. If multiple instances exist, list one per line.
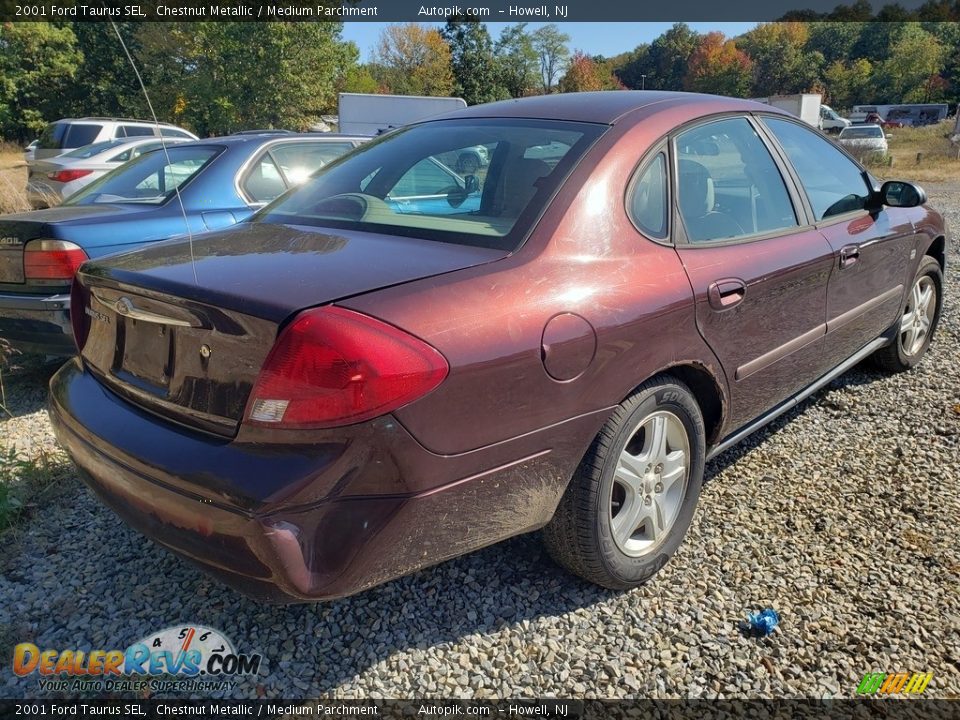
(33, 117), (198, 160)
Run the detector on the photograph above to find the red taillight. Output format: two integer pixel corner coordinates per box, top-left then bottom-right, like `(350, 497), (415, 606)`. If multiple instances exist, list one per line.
(70, 278), (90, 353)
(23, 240), (88, 281)
(245, 306), (448, 429)
(47, 169), (93, 183)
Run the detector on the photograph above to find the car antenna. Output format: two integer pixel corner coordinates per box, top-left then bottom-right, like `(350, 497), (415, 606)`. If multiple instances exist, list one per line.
(109, 20), (198, 285)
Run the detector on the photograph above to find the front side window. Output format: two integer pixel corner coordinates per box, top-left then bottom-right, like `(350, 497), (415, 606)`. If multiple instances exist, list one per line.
(675, 117), (797, 243)
(65, 145), (220, 205)
(258, 119), (604, 251)
(763, 117), (872, 221)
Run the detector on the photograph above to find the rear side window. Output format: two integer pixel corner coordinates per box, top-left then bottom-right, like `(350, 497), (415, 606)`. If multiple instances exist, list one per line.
(242, 155), (287, 204)
(270, 142), (354, 184)
(119, 125), (155, 138)
(64, 124), (103, 148)
(763, 118), (872, 221)
(628, 153), (667, 239)
(675, 117), (797, 243)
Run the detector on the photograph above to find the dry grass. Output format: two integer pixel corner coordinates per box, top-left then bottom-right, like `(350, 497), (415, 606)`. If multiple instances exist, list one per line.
(0, 150), (30, 214)
(866, 119), (960, 183)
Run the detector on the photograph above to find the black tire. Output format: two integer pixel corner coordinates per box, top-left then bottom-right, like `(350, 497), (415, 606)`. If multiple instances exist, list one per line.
(543, 376), (706, 590)
(874, 255), (942, 373)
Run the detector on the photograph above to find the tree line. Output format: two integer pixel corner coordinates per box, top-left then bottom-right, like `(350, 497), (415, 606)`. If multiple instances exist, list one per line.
(1, 14), (958, 142)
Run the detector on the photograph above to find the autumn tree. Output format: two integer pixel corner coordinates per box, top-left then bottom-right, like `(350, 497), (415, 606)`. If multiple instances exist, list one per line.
(822, 57), (873, 109)
(441, 17), (504, 104)
(0, 22), (82, 140)
(610, 44), (651, 89)
(62, 23), (147, 120)
(372, 23), (454, 97)
(558, 51), (624, 93)
(531, 24), (571, 93)
(646, 23), (700, 90)
(684, 32), (752, 97)
(494, 23), (539, 97)
(133, 22), (356, 135)
(739, 23), (823, 96)
(875, 23), (946, 102)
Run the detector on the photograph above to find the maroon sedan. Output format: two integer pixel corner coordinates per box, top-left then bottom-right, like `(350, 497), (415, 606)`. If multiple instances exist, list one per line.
(49, 92), (946, 602)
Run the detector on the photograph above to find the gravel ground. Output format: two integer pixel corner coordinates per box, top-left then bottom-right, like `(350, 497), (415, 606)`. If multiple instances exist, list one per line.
(1, 184), (958, 700)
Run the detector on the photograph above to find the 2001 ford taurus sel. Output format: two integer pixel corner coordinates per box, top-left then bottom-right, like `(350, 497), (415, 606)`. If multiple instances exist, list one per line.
(49, 92), (946, 602)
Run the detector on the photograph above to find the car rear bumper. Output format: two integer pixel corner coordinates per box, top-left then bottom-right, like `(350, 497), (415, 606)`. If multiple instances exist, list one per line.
(0, 292), (73, 355)
(49, 358), (603, 602)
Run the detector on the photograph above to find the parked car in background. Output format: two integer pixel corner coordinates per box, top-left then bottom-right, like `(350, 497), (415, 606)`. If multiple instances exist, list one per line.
(0, 132), (366, 354)
(33, 118), (198, 161)
(48, 92), (945, 603)
(837, 124), (889, 160)
(863, 111), (904, 129)
(819, 104), (851, 133)
(27, 138), (191, 208)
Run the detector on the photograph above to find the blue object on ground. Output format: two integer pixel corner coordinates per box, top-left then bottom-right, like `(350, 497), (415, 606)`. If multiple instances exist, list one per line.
(747, 608), (780, 636)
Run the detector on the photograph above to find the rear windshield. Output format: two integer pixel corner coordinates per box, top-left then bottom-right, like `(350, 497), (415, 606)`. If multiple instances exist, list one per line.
(64, 145), (220, 205)
(842, 126), (883, 138)
(63, 140), (126, 159)
(37, 122), (67, 149)
(257, 119), (605, 251)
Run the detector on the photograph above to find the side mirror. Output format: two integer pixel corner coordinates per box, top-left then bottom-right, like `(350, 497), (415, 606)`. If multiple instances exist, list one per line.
(879, 180), (926, 208)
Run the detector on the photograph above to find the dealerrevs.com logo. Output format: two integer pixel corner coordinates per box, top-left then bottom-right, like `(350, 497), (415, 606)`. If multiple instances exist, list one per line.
(13, 625), (262, 693)
(857, 672), (933, 695)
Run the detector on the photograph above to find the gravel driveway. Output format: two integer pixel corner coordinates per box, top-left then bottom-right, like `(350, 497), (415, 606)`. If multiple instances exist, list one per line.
(1, 184), (958, 700)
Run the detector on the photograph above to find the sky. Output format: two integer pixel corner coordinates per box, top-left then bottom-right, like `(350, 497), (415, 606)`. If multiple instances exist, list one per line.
(341, 22), (758, 62)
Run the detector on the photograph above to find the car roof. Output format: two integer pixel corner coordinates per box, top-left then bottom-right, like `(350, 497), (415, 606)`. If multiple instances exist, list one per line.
(51, 117), (183, 127)
(429, 91), (778, 126)
(209, 133), (368, 145)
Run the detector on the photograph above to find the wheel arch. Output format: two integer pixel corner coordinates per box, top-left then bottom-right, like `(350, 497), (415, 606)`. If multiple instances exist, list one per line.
(624, 362), (727, 447)
(925, 235), (946, 272)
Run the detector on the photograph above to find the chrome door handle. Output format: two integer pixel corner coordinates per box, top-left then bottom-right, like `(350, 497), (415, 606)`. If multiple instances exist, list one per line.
(839, 245), (861, 269)
(708, 279), (746, 310)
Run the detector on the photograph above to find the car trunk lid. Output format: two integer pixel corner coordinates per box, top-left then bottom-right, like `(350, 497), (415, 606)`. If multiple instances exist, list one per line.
(74, 222), (507, 436)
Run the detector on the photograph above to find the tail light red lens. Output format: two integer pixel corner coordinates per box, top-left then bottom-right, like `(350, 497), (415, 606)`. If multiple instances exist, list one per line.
(47, 169), (93, 183)
(245, 306), (448, 429)
(24, 240), (88, 281)
(70, 278), (90, 353)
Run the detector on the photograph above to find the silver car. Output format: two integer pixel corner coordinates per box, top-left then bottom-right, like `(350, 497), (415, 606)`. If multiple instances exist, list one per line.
(26, 137), (189, 208)
(837, 124), (889, 161)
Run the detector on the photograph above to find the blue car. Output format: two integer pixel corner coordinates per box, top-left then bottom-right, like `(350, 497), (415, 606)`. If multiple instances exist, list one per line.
(0, 133), (365, 354)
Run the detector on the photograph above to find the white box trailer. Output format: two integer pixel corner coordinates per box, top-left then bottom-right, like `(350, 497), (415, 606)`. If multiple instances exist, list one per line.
(337, 93), (467, 136)
(752, 93), (822, 129)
